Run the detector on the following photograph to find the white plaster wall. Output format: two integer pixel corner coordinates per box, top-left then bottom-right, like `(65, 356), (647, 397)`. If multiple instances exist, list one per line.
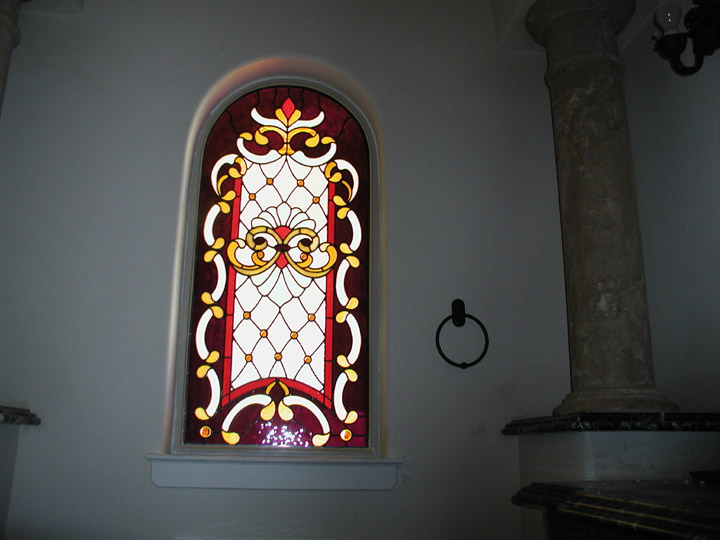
(0, 1), (567, 539)
(0, 427), (19, 536)
(624, 11), (720, 412)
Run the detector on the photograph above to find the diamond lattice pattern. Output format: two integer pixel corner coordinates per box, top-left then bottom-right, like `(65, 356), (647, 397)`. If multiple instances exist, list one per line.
(231, 158), (329, 393)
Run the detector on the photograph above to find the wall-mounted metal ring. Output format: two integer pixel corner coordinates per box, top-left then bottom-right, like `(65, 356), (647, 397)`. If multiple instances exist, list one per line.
(435, 299), (489, 369)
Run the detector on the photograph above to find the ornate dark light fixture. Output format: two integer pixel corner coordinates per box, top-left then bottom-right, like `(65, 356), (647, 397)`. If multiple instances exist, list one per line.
(653, 1), (720, 75)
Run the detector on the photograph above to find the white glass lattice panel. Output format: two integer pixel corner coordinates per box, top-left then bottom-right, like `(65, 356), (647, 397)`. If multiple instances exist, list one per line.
(286, 188), (314, 216)
(280, 298), (311, 330)
(268, 360), (287, 379)
(267, 317), (291, 351)
(235, 278), (262, 313)
(231, 342), (261, 385)
(296, 319), (325, 355)
(282, 269), (312, 296)
(247, 296), (280, 329)
(281, 340), (307, 376)
(296, 189), (315, 213)
(241, 163), (267, 193)
(238, 199), (260, 232)
(252, 266), (281, 297)
(308, 304), (324, 322)
(288, 159), (310, 181)
(258, 272), (289, 305)
(232, 362), (262, 389)
(251, 339), (277, 379)
(304, 167), (328, 197)
(298, 281), (326, 316)
(306, 197), (329, 232)
(307, 354), (325, 383)
(253, 186), (282, 210)
(233, 318), (261, 353)
(273, 162), (298, 201)
(296, 361), (324, 388)
(260, 159), (284, 180)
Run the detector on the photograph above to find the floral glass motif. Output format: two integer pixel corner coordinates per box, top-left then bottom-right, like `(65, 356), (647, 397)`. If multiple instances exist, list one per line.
(184, 86), (370, 448)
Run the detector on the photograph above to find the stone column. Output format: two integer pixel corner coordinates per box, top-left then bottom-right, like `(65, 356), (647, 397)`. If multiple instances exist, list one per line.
(526, 0), (677, 413)
(0, 0), (20, 119)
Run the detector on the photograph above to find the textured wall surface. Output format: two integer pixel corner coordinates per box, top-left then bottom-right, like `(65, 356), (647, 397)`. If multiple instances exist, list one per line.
(2, 1), (716, 539)
(0, 2), (566, 538)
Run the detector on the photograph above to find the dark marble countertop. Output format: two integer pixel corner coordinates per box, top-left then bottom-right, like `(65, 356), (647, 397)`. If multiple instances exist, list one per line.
(513, 479), (720, 538)
(0, 406), (41, 425)
(503, 412), (720, 435)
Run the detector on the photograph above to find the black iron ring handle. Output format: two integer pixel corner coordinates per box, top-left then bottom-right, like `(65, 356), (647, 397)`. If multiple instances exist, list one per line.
(435, 299), (489, 369)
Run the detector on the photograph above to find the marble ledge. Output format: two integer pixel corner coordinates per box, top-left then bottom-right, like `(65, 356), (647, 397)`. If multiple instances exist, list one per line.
(0, 405), (41, 426)
(512, 479), (720, 537)
(502, 412), (720, 436)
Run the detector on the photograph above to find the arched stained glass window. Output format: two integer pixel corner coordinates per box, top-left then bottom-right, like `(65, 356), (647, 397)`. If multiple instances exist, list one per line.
(182, 86), (370, 448)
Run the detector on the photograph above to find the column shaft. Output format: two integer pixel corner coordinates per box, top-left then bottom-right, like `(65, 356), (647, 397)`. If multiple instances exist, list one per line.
(527, 0), (677, 413)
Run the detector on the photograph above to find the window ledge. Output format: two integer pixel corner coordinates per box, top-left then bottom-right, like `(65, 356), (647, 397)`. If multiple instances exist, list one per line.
(146, 454), (402, 490)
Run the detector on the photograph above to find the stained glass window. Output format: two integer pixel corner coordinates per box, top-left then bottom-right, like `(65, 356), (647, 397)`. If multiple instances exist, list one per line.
(182, 86), (370, 448)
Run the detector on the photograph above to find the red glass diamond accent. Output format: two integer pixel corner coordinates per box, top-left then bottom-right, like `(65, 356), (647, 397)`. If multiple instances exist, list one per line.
(275, 226), (291, 239)
(281, 98), (296, 120)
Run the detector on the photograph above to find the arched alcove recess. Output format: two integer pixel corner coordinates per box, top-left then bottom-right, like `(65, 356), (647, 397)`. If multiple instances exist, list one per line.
(166, 58), (386, 456)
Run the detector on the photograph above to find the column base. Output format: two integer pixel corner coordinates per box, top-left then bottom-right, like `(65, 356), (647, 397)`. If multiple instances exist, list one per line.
(553, 387), (679, 415)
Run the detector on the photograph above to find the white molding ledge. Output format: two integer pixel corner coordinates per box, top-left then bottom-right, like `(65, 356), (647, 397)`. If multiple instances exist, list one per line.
(146, 454), (402, 490)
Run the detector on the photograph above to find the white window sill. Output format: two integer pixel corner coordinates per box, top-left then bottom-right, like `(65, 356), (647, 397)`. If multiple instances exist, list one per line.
(146, 454), (402, 490)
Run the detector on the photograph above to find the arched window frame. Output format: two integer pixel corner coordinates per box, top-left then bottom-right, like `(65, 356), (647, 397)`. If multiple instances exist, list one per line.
(168, 61), (384, 458)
